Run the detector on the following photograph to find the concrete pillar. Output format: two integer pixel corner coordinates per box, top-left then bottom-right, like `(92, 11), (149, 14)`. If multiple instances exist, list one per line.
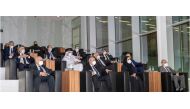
(166, 16), (174, 68)
(80, 16), (87, 50)
(89, 16), (96, 53)
(108, 16), (116, 57)
(156, 16), (169, 66)
(132, 16), (141, 62)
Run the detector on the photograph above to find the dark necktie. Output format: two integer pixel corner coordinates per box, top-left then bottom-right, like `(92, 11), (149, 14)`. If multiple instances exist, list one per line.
(131, 61), (135, 68)
(23, 58), (26, 64)
(40, 66), (46, 72)
(92, 66), (100, 76)
(106, 55), (110, 61)
(98, 59), (106, 66)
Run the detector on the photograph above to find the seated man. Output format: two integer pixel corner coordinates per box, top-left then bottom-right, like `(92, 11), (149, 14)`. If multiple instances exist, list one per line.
(159, 59), (186, 91)
(93, 52), (112, 70)
(125, 52), (144, 73)
(93, 53), (112, 91)
(32, 56), (55, 92)
(3, 41), (16, 61)
(87, 56), (112, 92)
(73, 46), (83, 60)
(102, 49), (114, 63)
(16, 47), (31, 71)
(45, 45), (56, 60)
(122, 55), (143, 92)
(62, 48), (83, 72)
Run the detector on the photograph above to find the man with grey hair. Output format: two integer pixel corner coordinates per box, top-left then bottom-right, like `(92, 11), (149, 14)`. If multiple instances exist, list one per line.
(159, 59), (186, 91)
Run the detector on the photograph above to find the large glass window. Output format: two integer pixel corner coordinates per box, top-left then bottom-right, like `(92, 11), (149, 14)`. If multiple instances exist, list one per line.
(140, 16), (157, 69)
(173, 17), (190, 73)
(140, 32), (158, 69)
(72, 17), (81, 48)
(140, 16), (156, 34)
(96, 16), (108, 50)
(115, 16), (132, 60)
(172, 16), (190, 23)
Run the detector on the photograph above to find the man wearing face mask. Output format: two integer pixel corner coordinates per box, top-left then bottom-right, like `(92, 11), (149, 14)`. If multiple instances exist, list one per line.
(102, 49), (115, 63)
(124, 52), (144, 73)
(93, 52), (112, 91)
(62, 48), (83, 72)
(73, 47), (82, 60)
(32, 56), (55, 92)
(87, 56), (112, 92)
(46, 45), (56, 60)
(16, 47), (31, 71)
(29, 41), (43, 57)
(159, 59), (186, 91)
(122, 52), (143, 92)
(4, 41), (16, 61)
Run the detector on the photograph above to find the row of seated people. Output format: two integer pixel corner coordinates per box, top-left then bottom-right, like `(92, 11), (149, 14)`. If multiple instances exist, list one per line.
(1, 41), (116, 92)
(1, 41), (187, 92)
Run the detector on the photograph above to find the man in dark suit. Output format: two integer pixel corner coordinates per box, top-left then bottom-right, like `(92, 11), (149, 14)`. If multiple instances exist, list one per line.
(16, 47), (31, 71)
(45, 45), (56, 60)
(87, 56), (112, 92)
(3, 41), (17, 61)
(32, 56), (55, 92)
(93, 52), (113, 71)
(29, 41), (43, 57)
(159, 59), (185, 91)
(102, 49), (114, 62)
(122, 54), (143, 92)
(125, 52), (144, 73)
(93, 53), (112, 91)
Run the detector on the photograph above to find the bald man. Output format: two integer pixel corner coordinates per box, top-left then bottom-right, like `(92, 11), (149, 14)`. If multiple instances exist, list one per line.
(32, 56), (55, 92)
(159, 59), (186, 91)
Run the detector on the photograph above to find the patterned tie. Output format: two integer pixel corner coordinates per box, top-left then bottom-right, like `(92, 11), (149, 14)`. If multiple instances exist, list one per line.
(98, 59), (106, 66)
(40, 66), (46, 72)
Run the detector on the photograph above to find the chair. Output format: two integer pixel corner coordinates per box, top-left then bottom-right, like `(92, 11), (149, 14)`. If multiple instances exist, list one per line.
(161, 72), (189, 92)
(17, 69), (33, 92)
(85, 71), (94, 92)
(5, 59), (17, 80)
(55, 70), (62, 92)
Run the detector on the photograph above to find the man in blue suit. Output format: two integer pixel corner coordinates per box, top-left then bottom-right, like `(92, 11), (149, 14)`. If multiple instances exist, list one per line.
(31, 56), (55, 92)
(125, 52), (144, 73)
(3, 41), (17, 61)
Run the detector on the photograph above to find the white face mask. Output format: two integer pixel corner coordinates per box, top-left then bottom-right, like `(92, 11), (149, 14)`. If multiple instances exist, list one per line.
(164, 63), (168, 67)
(68, 52), (72, 56)
(21, 50), (25, 54)
(92, 61), (96, 66)
(103, 51), (107, 55)
(39, 61), (43, 66)
(127, 59), (132, 64)
(75, 48), (79, 52)
(97, 56), (100, 59)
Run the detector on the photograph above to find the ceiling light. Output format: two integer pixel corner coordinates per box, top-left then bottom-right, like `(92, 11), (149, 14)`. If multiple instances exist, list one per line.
(141, 20), (149, 23)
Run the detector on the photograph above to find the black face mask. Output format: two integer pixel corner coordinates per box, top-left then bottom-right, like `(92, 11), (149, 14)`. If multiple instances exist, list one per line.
(34, 44), (38, 46)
